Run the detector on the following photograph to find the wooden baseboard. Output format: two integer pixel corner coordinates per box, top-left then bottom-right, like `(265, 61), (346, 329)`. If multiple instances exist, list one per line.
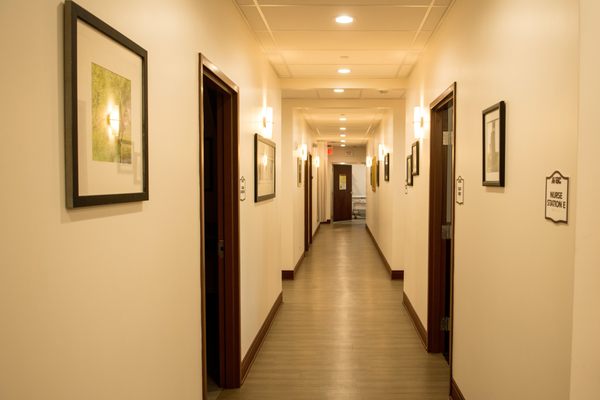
(365, 224), (404, 280)
(450, 378), (466, 400)
(281, 252), (305, 280)
(241, 292), (283, 383)
(403, 291), (427, 349)
(312, 222), (321, 239)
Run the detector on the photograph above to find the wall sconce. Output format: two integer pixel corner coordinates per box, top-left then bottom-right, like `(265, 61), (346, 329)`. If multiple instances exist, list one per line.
(366, 156), (373, 168)
(301, 143), (308, 161)
(261, 106), (273, 139)
(414, 106), (425, 139)
(107, 104), (120, 137)
(314, 155), (320, 168)
(378, 144), (386, 160)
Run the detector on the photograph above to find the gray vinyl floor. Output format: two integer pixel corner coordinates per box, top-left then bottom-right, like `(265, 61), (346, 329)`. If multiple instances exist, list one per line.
(217, 221), (450, 400)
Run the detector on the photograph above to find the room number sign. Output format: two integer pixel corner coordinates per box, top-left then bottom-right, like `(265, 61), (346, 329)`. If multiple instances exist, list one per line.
(545, 171), (569, 224)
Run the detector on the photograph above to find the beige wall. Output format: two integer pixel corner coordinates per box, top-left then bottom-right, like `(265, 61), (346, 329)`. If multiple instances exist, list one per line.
(569, 0), (600, 398)
(0, 1), (281, 399)
(403, 0), (578, 399)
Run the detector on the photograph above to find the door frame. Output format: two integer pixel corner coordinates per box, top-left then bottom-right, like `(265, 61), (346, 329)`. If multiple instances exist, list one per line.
(304, 152), (312, 251)
(427, 83), (457, 366)
(199, 54), (241, 396)
(332, 163), (353, 222)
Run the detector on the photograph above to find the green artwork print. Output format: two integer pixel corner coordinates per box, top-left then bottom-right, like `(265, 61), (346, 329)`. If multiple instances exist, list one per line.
(91, 63), (132, 164)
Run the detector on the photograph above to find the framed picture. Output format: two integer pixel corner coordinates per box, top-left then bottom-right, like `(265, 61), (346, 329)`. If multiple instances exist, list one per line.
(254, 134), (276, 202)
(64, 0), (148, 208)
(411, 141), (420, 176)
(482, 101), (506, 186)
(370, 160), (377, 192)
(297, 157), (302, 187)
(384, 153), (390, 181)
(406, 156), (413, 186)
(376, 159), (380, 186)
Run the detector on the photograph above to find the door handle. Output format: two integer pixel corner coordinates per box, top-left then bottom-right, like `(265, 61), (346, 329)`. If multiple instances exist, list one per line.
(218, 240), (225, 258)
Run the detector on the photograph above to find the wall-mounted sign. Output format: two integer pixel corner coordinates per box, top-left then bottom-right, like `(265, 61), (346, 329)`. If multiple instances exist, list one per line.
(456, 176), (464, 205)
(545, 171), (569, 224)
(240, 176), (247, 202)
(339, 175), (347, 190)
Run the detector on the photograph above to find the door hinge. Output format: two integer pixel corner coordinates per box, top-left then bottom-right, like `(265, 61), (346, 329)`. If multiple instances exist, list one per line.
(218, 240), (225, 258)
(441, 224), (452, 240)
(443, 131), (453, 146)
(441, 317), (451, 332)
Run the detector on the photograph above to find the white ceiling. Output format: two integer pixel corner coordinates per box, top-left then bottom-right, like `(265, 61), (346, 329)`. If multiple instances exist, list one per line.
(234, 0), (452, 147)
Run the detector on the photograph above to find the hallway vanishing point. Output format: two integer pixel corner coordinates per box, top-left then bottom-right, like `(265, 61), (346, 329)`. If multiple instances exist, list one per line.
(218, 222), (449, 400)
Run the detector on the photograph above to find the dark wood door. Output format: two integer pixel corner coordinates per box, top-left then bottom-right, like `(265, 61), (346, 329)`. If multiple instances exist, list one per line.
(201, 57), (242, 397)
(428, 84), (456, 365)
(333, 165), (353, 221)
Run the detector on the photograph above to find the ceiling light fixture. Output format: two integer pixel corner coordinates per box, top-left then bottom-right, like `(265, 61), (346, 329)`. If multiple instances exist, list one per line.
(340, 134), (347, 138)
(340, 127), (347, 131)
(335, 15), (354, 24)
(337, 68), (351, 74)
(341, 139), (346, 143)
(341, 144), (347, 147)
(333, 88), (345, 93)
(339, 116), (347, 121)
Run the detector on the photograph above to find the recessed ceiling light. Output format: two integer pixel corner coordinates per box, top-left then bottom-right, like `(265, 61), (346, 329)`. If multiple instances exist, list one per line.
(340, 127), (347, 131)
(333, 88), (345, 93)
(335, 15), (354, 24)
(340, 134), (347, 137)
(337, 68), (351, 74)
(341, 139), (346, 143)
(339, 116), (347, 121)
(341, 144), (347, 147)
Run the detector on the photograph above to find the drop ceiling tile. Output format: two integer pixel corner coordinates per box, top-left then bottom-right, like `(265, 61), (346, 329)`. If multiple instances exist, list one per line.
(316, 89), (363, 99)
(238, 6), (267, 31)
(255, 31), (278, 52)
(289, 64), (399, 78)
(422, 6), (447, 31)
(360, 89), (406, 99)
(397, 65), (414, 78)
(282, 89), (319, 99)
(271, 31), (416, 50)
(403, 51), (420, 65)
(281, 50), (407, 65)
(412, 30), (433, 49)
(255, 0), (433, 5)
(272, 64), (292, 77)
(260, 6), (428, 31)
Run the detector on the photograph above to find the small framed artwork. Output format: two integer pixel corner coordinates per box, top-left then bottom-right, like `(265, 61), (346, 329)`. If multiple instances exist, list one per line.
(482, 101), (506, 186)
(297, 157), (302, 187)
(384, 153), (390, 181)
(254, 134), (276, 202)
(377, 159), (380, 186)
(406, 156), (413, 186)
(64, 0), (149, 208)
(411, 141), (420, 176)
(370, 160), (377, 192)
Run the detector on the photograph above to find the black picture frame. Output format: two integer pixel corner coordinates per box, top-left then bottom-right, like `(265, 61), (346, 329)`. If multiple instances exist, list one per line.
(376, 159), (380, 186)
(406, 156), (413, 186)
(254, 134), (276, 202)
(384, 153), (390, 181)
(482, 101), (506, 187)
(411, 141), (420, 176)
(64, 0), (149, 208)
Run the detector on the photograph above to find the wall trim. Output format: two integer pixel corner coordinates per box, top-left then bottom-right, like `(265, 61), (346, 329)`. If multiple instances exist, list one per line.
(241, 292), (283, 383)
(281, 252), (305, 280)
(312, 222), (321, 239)
(450, 378), (466, 400)
(365, 224), (404, 280)
(403, 291), (427, 349)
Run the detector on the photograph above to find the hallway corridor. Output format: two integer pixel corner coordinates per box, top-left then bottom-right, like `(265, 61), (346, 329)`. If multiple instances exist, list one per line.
(218, 222), (449, 400)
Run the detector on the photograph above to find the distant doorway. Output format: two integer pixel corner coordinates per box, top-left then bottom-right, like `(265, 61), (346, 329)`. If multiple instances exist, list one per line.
(428, 83), (456, 365)
(200, 55), (241, 398)
(333, 164), (353, 221)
